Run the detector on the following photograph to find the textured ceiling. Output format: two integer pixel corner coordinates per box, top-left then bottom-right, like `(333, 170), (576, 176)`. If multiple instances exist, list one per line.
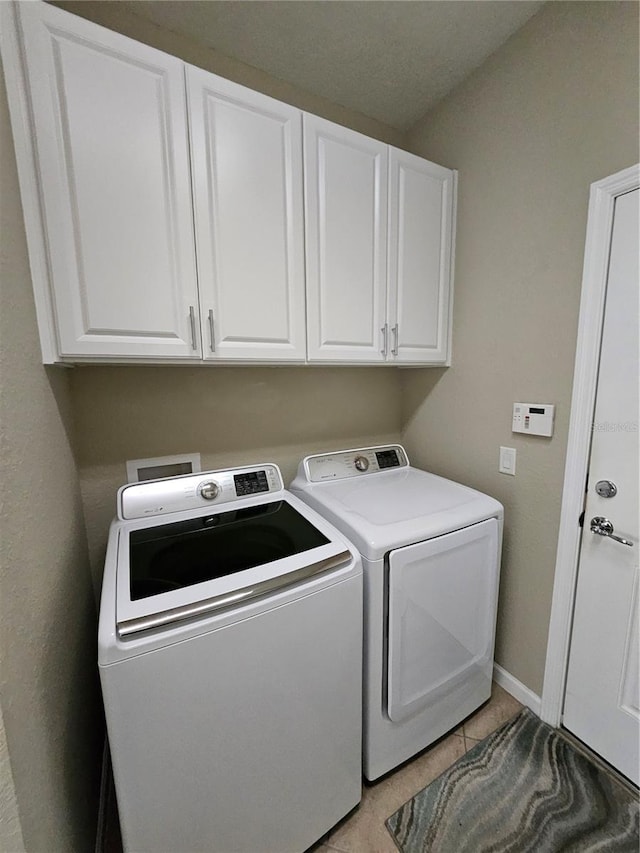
(121, 1), (545, 131)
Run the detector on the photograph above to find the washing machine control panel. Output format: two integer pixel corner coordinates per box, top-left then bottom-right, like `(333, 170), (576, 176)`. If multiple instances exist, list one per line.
(304, 445), (409, 482)
(233, 469), (270, 496)
(119, 464), (283, 519)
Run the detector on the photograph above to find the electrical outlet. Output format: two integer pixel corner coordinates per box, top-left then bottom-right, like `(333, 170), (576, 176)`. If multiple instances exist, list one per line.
(499, 446), (516, 475)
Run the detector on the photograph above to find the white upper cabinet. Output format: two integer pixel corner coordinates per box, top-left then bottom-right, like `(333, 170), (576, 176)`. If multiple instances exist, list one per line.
(304, 115), (388, 363)
(304, 117), (455, 366)
(187, 68), (306, 361)
(4, 1), (456, 366)
(14, 2), (200, 360)
(387, 148), (455, 365)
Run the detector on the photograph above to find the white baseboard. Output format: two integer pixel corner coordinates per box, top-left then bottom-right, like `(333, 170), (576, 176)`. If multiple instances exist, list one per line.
(493, 663), (542, 717)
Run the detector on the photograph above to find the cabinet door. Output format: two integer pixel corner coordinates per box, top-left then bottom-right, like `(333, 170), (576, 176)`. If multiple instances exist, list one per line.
(17, 3), (200, 360)
(188, 68), (306, 361)
(304, 115), (387, 363)
(388, 149), (455, 364)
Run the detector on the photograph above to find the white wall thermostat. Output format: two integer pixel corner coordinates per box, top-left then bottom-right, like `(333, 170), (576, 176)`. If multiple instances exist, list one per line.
(512, 403), (555, 437)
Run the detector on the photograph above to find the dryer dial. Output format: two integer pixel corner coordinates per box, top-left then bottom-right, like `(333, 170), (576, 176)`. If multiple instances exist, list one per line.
(198, 480), (220, 501)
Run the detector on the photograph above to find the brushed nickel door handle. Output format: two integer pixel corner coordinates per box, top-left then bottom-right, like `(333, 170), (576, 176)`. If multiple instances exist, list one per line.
(590, 516), (633, 546)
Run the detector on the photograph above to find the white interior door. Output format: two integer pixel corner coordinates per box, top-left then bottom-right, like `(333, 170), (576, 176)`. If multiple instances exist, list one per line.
(563, 188), (639, 785)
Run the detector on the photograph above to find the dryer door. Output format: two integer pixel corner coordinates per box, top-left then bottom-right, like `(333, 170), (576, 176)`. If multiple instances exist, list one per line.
(387, 518), (499, 723)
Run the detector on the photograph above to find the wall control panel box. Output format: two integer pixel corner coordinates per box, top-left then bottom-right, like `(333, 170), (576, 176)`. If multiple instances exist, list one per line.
(512, 403), (555, 437)
(126, 453), (201, 484)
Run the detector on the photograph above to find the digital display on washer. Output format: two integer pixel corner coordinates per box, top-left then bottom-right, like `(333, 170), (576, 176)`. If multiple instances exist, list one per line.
(234, 470), (269, 496)
(375, 449), (400, 469)
(128, 501), (330, 600)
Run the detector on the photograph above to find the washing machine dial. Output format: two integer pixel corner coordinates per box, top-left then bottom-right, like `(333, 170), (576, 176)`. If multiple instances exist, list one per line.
(198, 480), (220, 501)
(354, 455), (369, 472)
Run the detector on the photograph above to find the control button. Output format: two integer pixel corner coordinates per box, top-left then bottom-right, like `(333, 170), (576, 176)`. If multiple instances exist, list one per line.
(354, 455), (369, 472)
(198, 480), (220, 501)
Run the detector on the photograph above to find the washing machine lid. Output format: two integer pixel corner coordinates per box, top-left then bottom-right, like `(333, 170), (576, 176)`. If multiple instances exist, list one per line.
(291, 447), (503, 560)
(110, 466), (354, 637)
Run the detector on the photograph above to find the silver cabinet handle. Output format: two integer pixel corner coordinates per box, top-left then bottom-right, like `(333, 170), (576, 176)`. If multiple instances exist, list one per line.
(208, 309), (215, 353)
(391, 323), (399, 356)
(590, 516), (634, 546)
(381, 323), (388, 355)
(189, 305), (197, 350)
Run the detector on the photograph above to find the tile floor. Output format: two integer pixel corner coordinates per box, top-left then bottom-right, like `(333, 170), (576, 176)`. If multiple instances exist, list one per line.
(310, 683), (523, 853)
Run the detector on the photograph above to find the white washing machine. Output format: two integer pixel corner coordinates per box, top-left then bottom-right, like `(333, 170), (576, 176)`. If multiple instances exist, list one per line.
(290, 445), (503, 781)
(98, 463), (363, 852)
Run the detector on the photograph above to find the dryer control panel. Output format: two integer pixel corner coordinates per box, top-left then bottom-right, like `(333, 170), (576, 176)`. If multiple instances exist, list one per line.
(304, 445), (409, 482)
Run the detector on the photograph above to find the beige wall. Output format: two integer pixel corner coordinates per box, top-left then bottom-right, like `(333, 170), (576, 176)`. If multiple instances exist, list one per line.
(0, 58), (102, 851)
(402, 1), (639, 694)
(54, 1), (405, 147)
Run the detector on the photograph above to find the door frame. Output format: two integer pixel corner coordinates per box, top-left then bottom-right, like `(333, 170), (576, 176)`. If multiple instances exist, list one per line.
(541, 164), (639, 726)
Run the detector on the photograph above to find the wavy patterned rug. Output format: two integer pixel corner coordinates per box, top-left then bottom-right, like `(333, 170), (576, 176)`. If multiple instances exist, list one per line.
(386, 708), (639, 852)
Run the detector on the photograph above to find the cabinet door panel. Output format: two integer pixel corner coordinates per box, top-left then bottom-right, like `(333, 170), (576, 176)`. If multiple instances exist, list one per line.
(188, 69), (306, 361)
(305, 116), (387, 362)
(18, 3), (200, 359)
(388, 149), (455, 364)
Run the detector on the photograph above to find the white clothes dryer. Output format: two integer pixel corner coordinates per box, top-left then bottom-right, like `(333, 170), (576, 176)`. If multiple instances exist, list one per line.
(290, 445), (503, 781)
(99, 463), (363, 852)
